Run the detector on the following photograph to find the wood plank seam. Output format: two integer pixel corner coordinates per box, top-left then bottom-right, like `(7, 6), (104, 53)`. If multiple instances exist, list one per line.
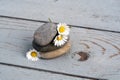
(0, 15), (120, 33)
(1, 14), (119, 78)
(0, 62), (106, 80)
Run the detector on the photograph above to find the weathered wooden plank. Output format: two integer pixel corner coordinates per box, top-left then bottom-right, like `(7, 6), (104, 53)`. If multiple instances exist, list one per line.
(0, 64), (90, 80)
(0, 0), (120, 31)
(0, 18), (120, 80)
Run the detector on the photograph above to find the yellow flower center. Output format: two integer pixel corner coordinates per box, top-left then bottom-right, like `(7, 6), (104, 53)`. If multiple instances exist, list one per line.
(31, 51), (37, 57)
(59, 26), (65, 33)
(57, 35), (63, 40)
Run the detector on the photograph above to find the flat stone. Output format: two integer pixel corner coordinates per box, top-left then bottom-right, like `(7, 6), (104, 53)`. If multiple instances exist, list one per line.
(33, 23), (57, 46)
(33, 38), (69, 52)
(40, 41), (71, 59)
(32, 40), (61, 52)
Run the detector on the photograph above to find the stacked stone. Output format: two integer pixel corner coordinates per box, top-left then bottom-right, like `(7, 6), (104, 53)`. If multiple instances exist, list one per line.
(33, 23), (63, 52)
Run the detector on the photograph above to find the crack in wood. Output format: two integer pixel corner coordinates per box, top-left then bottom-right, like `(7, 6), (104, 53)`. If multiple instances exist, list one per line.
(0, 15), (120, 33)
(0, 62), (106, 80)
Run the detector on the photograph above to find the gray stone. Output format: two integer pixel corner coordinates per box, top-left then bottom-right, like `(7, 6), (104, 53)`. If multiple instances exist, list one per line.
(33, 37), (70, 52)
(33, 23), (57, 46)
(32, 40), (61, 52)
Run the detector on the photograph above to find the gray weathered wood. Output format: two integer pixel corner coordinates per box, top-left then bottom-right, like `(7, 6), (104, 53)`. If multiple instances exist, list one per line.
(0, 0), (120, 31)
(0, 64), (89, 80)
(0, 18), (120, 80)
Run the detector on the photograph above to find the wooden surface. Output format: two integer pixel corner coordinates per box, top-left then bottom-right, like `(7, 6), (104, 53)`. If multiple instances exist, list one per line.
(0, 64), (91, 80)
(0, 0), (120, 80)
(0, 0), (120, 32)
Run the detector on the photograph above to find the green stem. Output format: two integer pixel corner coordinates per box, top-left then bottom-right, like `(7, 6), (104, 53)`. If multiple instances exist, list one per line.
(48, 18), (52, 23)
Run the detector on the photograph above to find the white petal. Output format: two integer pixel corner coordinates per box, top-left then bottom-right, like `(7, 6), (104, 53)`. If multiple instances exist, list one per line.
(59, 41), (63, 46)
(31, 57), (39, 61)
(57, 23), (70, 35)
(60, 40), (65, 46)
(54, 34), (69, 47)
(26, 49), (39, 61)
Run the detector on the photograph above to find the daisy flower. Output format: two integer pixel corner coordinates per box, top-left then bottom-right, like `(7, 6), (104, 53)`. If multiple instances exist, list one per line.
(54, 34), (68, 47)
(26, 49), (39, 61)
(57, 23), (70, 35)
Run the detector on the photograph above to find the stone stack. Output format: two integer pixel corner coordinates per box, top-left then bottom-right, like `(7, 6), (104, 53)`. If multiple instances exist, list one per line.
(32, 23), (71, 59)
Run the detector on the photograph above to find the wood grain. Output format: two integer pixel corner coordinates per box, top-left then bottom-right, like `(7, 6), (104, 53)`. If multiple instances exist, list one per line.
(0, 17), (120, 80)
(0, 0), (120, 31)
(0, 64), (90, 80)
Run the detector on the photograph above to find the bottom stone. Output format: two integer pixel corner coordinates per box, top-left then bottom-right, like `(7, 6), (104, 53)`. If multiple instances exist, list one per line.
(40, 42), (71, 59)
